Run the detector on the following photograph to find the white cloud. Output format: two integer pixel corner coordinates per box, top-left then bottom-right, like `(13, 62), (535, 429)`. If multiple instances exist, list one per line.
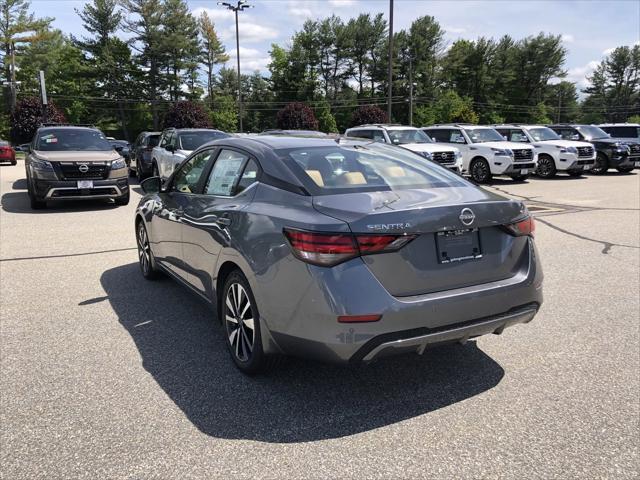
(328, 0), (356, 6)
(227, 47), (270, 73)
(287, 1), (314, 19)
(221, 23), (279, 44)
(561, 34), (574, 43)
(566, 60), (601, 88)
(444, 26), (466, 34)
(602, 47), (615, 55)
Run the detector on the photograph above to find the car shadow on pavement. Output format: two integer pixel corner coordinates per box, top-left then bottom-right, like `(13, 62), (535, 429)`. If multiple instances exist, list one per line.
(1, 191), (120, 214)
(100, 263), (505, 443)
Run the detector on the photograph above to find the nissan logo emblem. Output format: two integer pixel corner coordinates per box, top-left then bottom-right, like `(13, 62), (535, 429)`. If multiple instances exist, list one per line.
(78, 164), (89, 173)
(459, 208), (475, 226)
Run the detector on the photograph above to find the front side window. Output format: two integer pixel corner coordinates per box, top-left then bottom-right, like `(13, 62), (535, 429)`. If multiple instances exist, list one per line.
(179, 131), (228, 151)
(205, 149), (249, 196)
(386, 129), (432, 144)
(423, 129), (449, 143)
(466, 128), (504, 143)
(282, 143), (468, 195)
(171, 149), (214, 194)
(348, 130), (373, 139)
(147, 135), (160, 148)
(602, 126), (640, 138)
(528, 127), (561, 141)
(160, 131), (171, 148)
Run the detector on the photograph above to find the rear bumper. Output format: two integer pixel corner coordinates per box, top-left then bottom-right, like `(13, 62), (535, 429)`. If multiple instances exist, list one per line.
(354, 303), (538, 362)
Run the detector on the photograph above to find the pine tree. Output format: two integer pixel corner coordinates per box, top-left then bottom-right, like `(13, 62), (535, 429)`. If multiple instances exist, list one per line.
(199, 11), (228, 101)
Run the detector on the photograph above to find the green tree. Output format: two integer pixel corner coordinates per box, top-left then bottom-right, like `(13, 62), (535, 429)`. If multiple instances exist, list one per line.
(432, 90), (479, 124)
(210, 94), (237, 132)
(122, 0), (166, 129)
(0, 0), (53, 113)
(162, 0), (200, 101)
(545, 81), (580, 123)
(314, 100), (338, 133)
(199, 11), (228, 101)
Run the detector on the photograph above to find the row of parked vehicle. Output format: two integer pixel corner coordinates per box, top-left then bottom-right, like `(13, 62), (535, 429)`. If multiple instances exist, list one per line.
(6, 122), (639, 210)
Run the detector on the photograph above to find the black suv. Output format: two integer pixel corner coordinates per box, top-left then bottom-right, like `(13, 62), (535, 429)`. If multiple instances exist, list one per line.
(548, 124), (640, 174)
(25, 125), (130, 209)
(129, 131), (160, 182)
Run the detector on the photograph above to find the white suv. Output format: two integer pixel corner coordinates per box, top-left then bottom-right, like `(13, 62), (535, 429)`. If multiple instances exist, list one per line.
(344, 124), (463, 173)
(494, 124), (595, 178)
(421, 124), (537, 183)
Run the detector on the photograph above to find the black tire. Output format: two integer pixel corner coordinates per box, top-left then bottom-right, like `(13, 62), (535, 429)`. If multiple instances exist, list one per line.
(136, 220), (160, 280)
(11, 160), (17, 166)
(469, 158), (492, 184)
(591, 153), (608, 174)
(568, 170), (584, 177)
(114, 190), (130, 205)
(616, 166), (634, 173)
(27, 178), (46, 209)
(221, 270), (278, 374)
(509, 174), (529, 182)
(535, 154), (556, 178)
(136, 163), (146, 183)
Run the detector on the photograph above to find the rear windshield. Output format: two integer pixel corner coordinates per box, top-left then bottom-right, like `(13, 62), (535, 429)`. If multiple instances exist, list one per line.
(602, 126), (640, 138)
(35, 129), (112, 151)
(178, 131), (228, 150)
(280, 144), (469, 195)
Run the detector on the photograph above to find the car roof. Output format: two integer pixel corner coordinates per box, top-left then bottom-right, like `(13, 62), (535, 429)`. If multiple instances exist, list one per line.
(164, 128), (225, 132)
(599, 123), (640, 127)
(348, 124), (416, 131)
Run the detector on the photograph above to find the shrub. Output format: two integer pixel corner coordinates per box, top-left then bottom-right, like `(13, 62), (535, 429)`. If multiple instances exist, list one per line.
(163, 101), (212, 129)
(276, 102), (319, 130)
(10, 97), (66, 144)
(350, 105), (388, 127)
(314, 101), (338, 133)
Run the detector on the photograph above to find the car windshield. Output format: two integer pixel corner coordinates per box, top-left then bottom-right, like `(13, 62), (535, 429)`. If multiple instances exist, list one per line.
(281, 143), (469, 195)
(466, 128), (505, 143)
(576, 126), (609, 140)
(386, 129), (432, 144)
(178, 131), (228, 150)
(35, 129), (113, 151)
(605, 126), (640, 138)
(528, 127), (561, 141)
(110, 140), (129, 148)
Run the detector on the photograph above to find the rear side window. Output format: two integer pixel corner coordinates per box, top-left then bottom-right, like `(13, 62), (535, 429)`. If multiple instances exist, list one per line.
(205, 149), (248, 196)
(602, 126), (639, 138)
(424, 129), (449, 142)
(282, 144), (468, 195)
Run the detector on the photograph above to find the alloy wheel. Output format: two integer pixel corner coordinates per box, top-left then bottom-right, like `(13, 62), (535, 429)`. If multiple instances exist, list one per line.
(536, 157), (555, 178)
(471, 160), (489, 183)
(137, 222), (151, 275)
(225, 282), (255, 362)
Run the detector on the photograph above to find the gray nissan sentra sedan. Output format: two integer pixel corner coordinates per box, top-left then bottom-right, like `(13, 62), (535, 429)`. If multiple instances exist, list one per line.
(135, 136), (543, 374)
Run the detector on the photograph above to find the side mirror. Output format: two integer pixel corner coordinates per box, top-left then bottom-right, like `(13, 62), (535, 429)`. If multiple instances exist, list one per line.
(455, 137), (466, 144)
(391, 138), (400, 145)
(141, 176), (161, 194)
(114, 146), (124, 153)
(166, 145), (175, 153)
(571, 134), (580, 141)
(21, 143), (31, 153)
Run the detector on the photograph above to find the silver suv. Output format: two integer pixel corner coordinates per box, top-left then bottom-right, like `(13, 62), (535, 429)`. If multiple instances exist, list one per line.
(345, 124), (463, 173)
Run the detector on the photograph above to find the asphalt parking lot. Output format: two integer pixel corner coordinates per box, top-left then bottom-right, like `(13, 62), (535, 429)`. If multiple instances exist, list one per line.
(1, 163), (638, 479)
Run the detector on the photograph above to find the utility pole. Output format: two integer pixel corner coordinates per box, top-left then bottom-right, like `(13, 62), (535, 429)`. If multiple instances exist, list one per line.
(408, 53), (413, 126)
(387, 0), (394, 122)
(556, 87), (563, 123)
(218, 1), (253, 133)
(2, 42), (21, 112)
(38, 70), (47, 123)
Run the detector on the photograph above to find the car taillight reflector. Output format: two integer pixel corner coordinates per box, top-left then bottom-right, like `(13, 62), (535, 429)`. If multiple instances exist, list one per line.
(338, 314), (382, 323)
(502, 216), (535, 237)
(283, 228), (416, 267)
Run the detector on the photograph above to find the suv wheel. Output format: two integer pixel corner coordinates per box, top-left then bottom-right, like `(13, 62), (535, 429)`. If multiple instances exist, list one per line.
(470, 158), (492, 184)
(222, 270), (277, 374)
(27, 179), (46, 210)
(136, 163), (145, 182)
(591, 153), (608, 174)
(535, 154), (556, 178)
(137, 221), (160, 279)
(617, 166), (634, 173)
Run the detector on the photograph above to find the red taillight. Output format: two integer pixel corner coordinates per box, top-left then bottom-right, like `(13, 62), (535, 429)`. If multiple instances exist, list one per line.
(502, 216), (535, 237)
(283, 228), (416, 267)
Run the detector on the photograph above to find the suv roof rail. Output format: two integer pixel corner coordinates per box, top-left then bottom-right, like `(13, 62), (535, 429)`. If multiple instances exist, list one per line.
(428, 123), (478, 127)
(39, 122), (96, 128)
(351, 123), (404, 128)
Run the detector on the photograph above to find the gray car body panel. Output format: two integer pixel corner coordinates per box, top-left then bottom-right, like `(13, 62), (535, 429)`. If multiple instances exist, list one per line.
(136, 136), (543, 363)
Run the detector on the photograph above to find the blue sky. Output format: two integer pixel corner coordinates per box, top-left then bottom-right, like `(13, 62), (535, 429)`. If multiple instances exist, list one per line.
(31, 0), (640, 90)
